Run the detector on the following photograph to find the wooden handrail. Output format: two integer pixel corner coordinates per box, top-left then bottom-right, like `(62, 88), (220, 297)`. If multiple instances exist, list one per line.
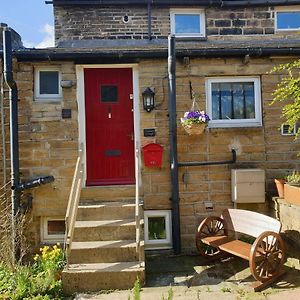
(64, 143), (84, 263)
(135, 144), (142, 267)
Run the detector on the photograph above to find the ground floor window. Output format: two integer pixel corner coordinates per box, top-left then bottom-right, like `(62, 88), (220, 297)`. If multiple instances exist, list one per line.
(206, 77), (262, 128)
(144, 210), (172, 249)
(41, 217), (65, 243)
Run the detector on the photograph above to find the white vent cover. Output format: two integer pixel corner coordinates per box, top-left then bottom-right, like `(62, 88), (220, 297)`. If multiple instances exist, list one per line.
(281, 124), (296, 136)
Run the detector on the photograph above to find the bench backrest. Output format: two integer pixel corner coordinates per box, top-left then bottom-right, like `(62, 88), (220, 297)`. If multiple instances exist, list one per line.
(221, 209), (282, 238)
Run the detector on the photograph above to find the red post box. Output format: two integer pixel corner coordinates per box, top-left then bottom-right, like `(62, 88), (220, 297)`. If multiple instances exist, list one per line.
(142, 143), (163, 167)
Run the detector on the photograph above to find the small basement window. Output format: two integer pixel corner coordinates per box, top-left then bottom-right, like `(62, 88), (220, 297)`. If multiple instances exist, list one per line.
(41, 218), (65, 243)
(144, 210), (172, 249)
(34, 67), (62, 101)
(275, 10), (300, 31)
(206, 77), (262, 128)
(170, 9), (205, 38)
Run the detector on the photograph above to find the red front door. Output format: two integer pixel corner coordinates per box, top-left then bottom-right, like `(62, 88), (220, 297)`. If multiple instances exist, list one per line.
(84, 68), (135, 186)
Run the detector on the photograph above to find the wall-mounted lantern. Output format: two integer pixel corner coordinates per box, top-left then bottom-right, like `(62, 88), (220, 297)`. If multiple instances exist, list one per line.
(142, 87), (155, 112)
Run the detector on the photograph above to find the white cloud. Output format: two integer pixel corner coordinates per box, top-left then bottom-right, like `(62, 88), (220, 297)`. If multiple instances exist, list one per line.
(36, 24), (55, 48)
(23, 40), (35, 48)
(23, 24), (55, 48)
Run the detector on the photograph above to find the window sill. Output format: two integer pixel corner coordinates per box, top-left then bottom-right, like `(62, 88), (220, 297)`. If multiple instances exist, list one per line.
(208, 121), (262, 129)
(145, 243), (172, 250)
(34, 98), (62, 103)
(174, 35), (206, 40)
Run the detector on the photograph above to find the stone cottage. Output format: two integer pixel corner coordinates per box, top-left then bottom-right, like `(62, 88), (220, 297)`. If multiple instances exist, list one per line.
(1, 0), (300, 293)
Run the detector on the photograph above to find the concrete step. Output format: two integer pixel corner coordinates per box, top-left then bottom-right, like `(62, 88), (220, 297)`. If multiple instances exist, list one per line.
(73, 219), (140, 241)
(77, 201), (143, 221)
(69, 240), (145, 264)
(80, 185), (135, 202)
(62, 261), (145, 295)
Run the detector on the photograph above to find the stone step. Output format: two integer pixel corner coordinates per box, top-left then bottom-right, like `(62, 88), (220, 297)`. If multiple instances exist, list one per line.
(77, 201), (143, 221)
(62, 261), (145, 295)
(73, 219), (141, 241)
(69, 240), (145, 264)
(80, 185), (135, 202)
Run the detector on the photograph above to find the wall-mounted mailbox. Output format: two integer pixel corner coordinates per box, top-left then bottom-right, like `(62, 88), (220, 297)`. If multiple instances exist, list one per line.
(142, 143), (163, 167)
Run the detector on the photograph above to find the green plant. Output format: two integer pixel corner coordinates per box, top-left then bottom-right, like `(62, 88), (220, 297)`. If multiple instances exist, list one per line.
(162, 287), (173, 300)
(285, 170), (300, 186)
(220, 287), (232, 293)
(132, 278), (141, 300)
(0, 244), (65, 300)
(269, 60), (300, 139)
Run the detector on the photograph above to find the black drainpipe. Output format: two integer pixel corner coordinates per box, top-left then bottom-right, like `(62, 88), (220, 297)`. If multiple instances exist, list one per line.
(147, 0), (152, 40)
(168, 35), (181, 254)
(3, 28), (20, 215)
(3, 26), (20, 263)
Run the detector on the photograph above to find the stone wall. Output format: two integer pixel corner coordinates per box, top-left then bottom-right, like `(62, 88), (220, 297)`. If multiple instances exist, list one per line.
(138, 56), (300, 250)
(1, 55), (299, 249)
(54, 5), (300, 43)
(272, 197), (300, 248)
(0, 60), (78, 246)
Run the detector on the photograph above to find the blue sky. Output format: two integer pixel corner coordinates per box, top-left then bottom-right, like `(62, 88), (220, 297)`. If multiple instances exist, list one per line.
(0, 0), (54, 48)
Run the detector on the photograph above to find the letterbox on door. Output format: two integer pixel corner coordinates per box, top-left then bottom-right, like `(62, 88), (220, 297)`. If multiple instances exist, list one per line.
(142, 143), (163, 167)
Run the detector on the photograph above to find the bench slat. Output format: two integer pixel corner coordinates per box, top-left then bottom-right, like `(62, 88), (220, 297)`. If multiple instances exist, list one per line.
(202, 235), (232, 247)
(218, 240), (252, 260)
(222, 209), (281, 238)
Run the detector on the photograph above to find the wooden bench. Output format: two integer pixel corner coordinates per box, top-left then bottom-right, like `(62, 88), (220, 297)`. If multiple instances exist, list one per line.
(195, 209), (286, 291)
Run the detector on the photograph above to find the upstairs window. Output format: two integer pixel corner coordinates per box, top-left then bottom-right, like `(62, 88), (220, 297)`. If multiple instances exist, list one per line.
(34, 66), (62, 101)
(275, 10), (300, 31)
(170, 9), (205, 38)
(206, 77), (262, 128)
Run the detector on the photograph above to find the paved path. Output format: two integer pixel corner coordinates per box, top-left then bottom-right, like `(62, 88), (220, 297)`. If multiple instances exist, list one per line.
(74, 253), (300, 300)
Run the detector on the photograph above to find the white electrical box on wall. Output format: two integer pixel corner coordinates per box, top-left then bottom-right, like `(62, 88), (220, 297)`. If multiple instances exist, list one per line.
(231, 169), (265, 203)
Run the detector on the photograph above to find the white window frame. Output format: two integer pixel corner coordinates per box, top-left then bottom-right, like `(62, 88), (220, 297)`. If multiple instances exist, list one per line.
(206, 77), (262, 128)
(34, 66), (62, 101)
(170, 9), (206, 38)
(144, 210), (172, 249)
(41, 217), (65, 243)
(275, 7), (300, 32)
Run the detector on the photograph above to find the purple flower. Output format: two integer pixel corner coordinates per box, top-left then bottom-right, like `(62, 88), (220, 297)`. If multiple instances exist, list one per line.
(181, 110), (210, 125)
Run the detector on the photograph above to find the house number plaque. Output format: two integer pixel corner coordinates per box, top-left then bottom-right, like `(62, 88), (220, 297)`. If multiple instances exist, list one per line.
(144, 128), (156, 137)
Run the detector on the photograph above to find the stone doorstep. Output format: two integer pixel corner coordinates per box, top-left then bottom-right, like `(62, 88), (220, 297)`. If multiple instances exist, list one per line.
(77, 201), (143, 221)
(80, 185), (136, 201)
(74, 219), (138, 228)
(63, 261), (145, 295)
(73, 219), (143, 242)
(68, 240), (145, 264)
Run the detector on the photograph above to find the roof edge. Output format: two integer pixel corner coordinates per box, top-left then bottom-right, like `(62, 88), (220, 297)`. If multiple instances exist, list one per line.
(7, 46), (300, 63)
(45, 0), (300, 7)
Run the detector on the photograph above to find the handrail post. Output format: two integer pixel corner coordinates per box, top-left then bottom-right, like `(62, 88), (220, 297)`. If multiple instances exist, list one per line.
(135, 143), (142, 267)
(64, 143), (84, 266)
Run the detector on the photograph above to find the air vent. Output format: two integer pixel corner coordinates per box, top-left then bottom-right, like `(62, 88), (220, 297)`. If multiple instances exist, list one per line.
(281, 124), (296, 136)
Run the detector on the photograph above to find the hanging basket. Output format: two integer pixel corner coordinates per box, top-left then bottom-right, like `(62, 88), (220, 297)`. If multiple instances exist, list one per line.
(182, 122), (207, 135)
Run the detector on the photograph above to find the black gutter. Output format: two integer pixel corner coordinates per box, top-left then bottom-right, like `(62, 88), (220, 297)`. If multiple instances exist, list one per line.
(46, 0), (300, 8)
(168, 35), (181, 255)
(147, 0), (152, 41)
(10, 46), (300, 62)
(178, 149), (237, 167)
(3, 28), (20, 213)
